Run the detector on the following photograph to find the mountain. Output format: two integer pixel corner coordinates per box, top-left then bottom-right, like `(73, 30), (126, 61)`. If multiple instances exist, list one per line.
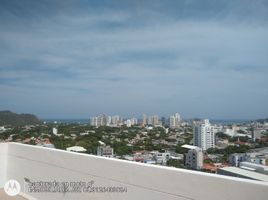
(0, 110), (41, 126)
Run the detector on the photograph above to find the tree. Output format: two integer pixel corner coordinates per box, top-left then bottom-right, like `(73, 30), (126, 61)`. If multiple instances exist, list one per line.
(216, 132), (230, 140)
(175, 145), (188, 154)
(166, 159), (185, 168)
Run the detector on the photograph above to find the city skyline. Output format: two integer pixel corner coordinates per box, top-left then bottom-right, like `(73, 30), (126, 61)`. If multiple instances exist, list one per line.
(1, 0), (268, 119)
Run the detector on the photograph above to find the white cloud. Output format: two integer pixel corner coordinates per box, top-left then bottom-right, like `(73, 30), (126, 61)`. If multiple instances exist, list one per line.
(0, 0), (268, 118)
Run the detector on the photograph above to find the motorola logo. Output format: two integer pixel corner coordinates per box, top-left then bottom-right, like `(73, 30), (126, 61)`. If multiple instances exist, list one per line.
(4, 179), (21, 196)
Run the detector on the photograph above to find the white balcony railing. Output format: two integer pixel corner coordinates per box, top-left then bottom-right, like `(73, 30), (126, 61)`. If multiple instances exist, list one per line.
(0, 142), (267, 200)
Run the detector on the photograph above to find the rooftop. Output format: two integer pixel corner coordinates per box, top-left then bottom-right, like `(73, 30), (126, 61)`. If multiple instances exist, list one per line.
(66, 146), (87, 152)
(240, 162), (268, 172)
(218, 167), (268, 182)
(181, 144), (201, 150)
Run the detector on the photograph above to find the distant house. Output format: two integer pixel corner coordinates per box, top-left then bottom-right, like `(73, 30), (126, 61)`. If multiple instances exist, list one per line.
(66, 146), (87, 153)
(37, 143), (55, 149)
(150, 151), (170, 165)
(97, 141), (114, 158)
(182, 144), (203, 170)
(0, 126), (6, 132)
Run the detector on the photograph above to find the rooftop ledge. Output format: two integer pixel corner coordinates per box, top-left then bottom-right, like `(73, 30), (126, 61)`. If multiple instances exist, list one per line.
(0, 142), (267, 200)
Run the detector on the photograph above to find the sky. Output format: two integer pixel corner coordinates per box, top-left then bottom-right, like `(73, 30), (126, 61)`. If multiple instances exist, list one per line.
(0, 0), (268, 119)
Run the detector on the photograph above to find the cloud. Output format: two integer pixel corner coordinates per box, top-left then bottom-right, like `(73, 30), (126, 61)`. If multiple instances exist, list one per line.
(0, 0), (268, 119)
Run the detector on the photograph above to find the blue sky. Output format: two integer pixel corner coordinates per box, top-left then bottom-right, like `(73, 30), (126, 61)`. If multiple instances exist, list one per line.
(0, 0), (268, 119)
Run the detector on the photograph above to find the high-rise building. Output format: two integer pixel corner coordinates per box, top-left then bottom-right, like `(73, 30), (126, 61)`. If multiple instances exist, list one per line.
(130, 118), (138, 125)
(90, 114), (108, 127)
(152, 115), (159, 126)
(142, 114), (147, 126)
(193, 119), (215, 151)
(100, 114), (108, 126)
(126, 119), (132, 127)
(169, 113), (181, 128)
(147, 116), (152, 125)
(111, 115), (121, 126)
(146, 115), (160, 126)
(124, 118), (138, 127)
(169, 115), (176, 128)
(161, 117), (167, 126)
(251, 127), (262, 142)
(107, 116), (112, 126)
(90, 116), (98, 126)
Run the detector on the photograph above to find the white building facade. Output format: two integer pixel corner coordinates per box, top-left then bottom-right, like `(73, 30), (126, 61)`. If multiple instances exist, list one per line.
(182, 144), (203, 170)
(169, 113), (181, 128)
(90, 114), (108, 127)
(52, 127), (58, 135)
(193, 119), (215, 151)
(97, 141), (114, 158)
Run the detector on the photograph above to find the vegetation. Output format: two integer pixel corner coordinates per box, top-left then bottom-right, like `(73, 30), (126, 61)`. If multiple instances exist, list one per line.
(0, 110), (40, 126)
(166, 159), (185, 168)
(228, 136), (249, 143)
(216, 132), (230, 140)
(2, 118), (267, 169)
(207, 145), (251, 162)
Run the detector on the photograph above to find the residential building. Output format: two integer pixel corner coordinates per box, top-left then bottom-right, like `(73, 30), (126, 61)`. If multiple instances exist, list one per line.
(229, 153), (247, 167)
(66, 146), (87, 153)
(130, 118), (138, 125)
(142, 114), (147, 126)
(126, 119), (132, 127)
(90, 116), (98, 126)
(252, 127), (263, 142)
(0, 126), (6, 132)
(169, 113), (181, 128)
(90, 114), (108, 127)
(97, 141), (114, 158)
(111, 115), (122, 126)
(52, 127), (58, 135)
(37, 143), (55, 148)
(147, 115), (160, 127)
(193, 119), (215, 151)
(107, 116), (112, 125)
(124, 118), (138, 127)
(151, 151), (171, 165)
(182, 144), (203, 170)
(229, 148), (268, 167)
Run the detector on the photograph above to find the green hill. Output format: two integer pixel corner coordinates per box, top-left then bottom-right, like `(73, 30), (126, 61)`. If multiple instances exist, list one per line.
(0, 110), (40, 126)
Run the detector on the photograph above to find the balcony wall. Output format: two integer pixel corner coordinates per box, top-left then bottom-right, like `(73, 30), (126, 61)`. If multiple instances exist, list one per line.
(0, 143), (7, 187)
(0, 142), (268, 200)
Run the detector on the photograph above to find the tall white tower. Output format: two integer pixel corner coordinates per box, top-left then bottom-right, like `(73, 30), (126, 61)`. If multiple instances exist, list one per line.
(193, 119), (215, 151)
(169, 113), (181, 128)
(142, 114), (147, 126)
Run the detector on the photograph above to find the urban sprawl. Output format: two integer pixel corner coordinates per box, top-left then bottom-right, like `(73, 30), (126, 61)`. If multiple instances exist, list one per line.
(1, 113), (268, 182)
